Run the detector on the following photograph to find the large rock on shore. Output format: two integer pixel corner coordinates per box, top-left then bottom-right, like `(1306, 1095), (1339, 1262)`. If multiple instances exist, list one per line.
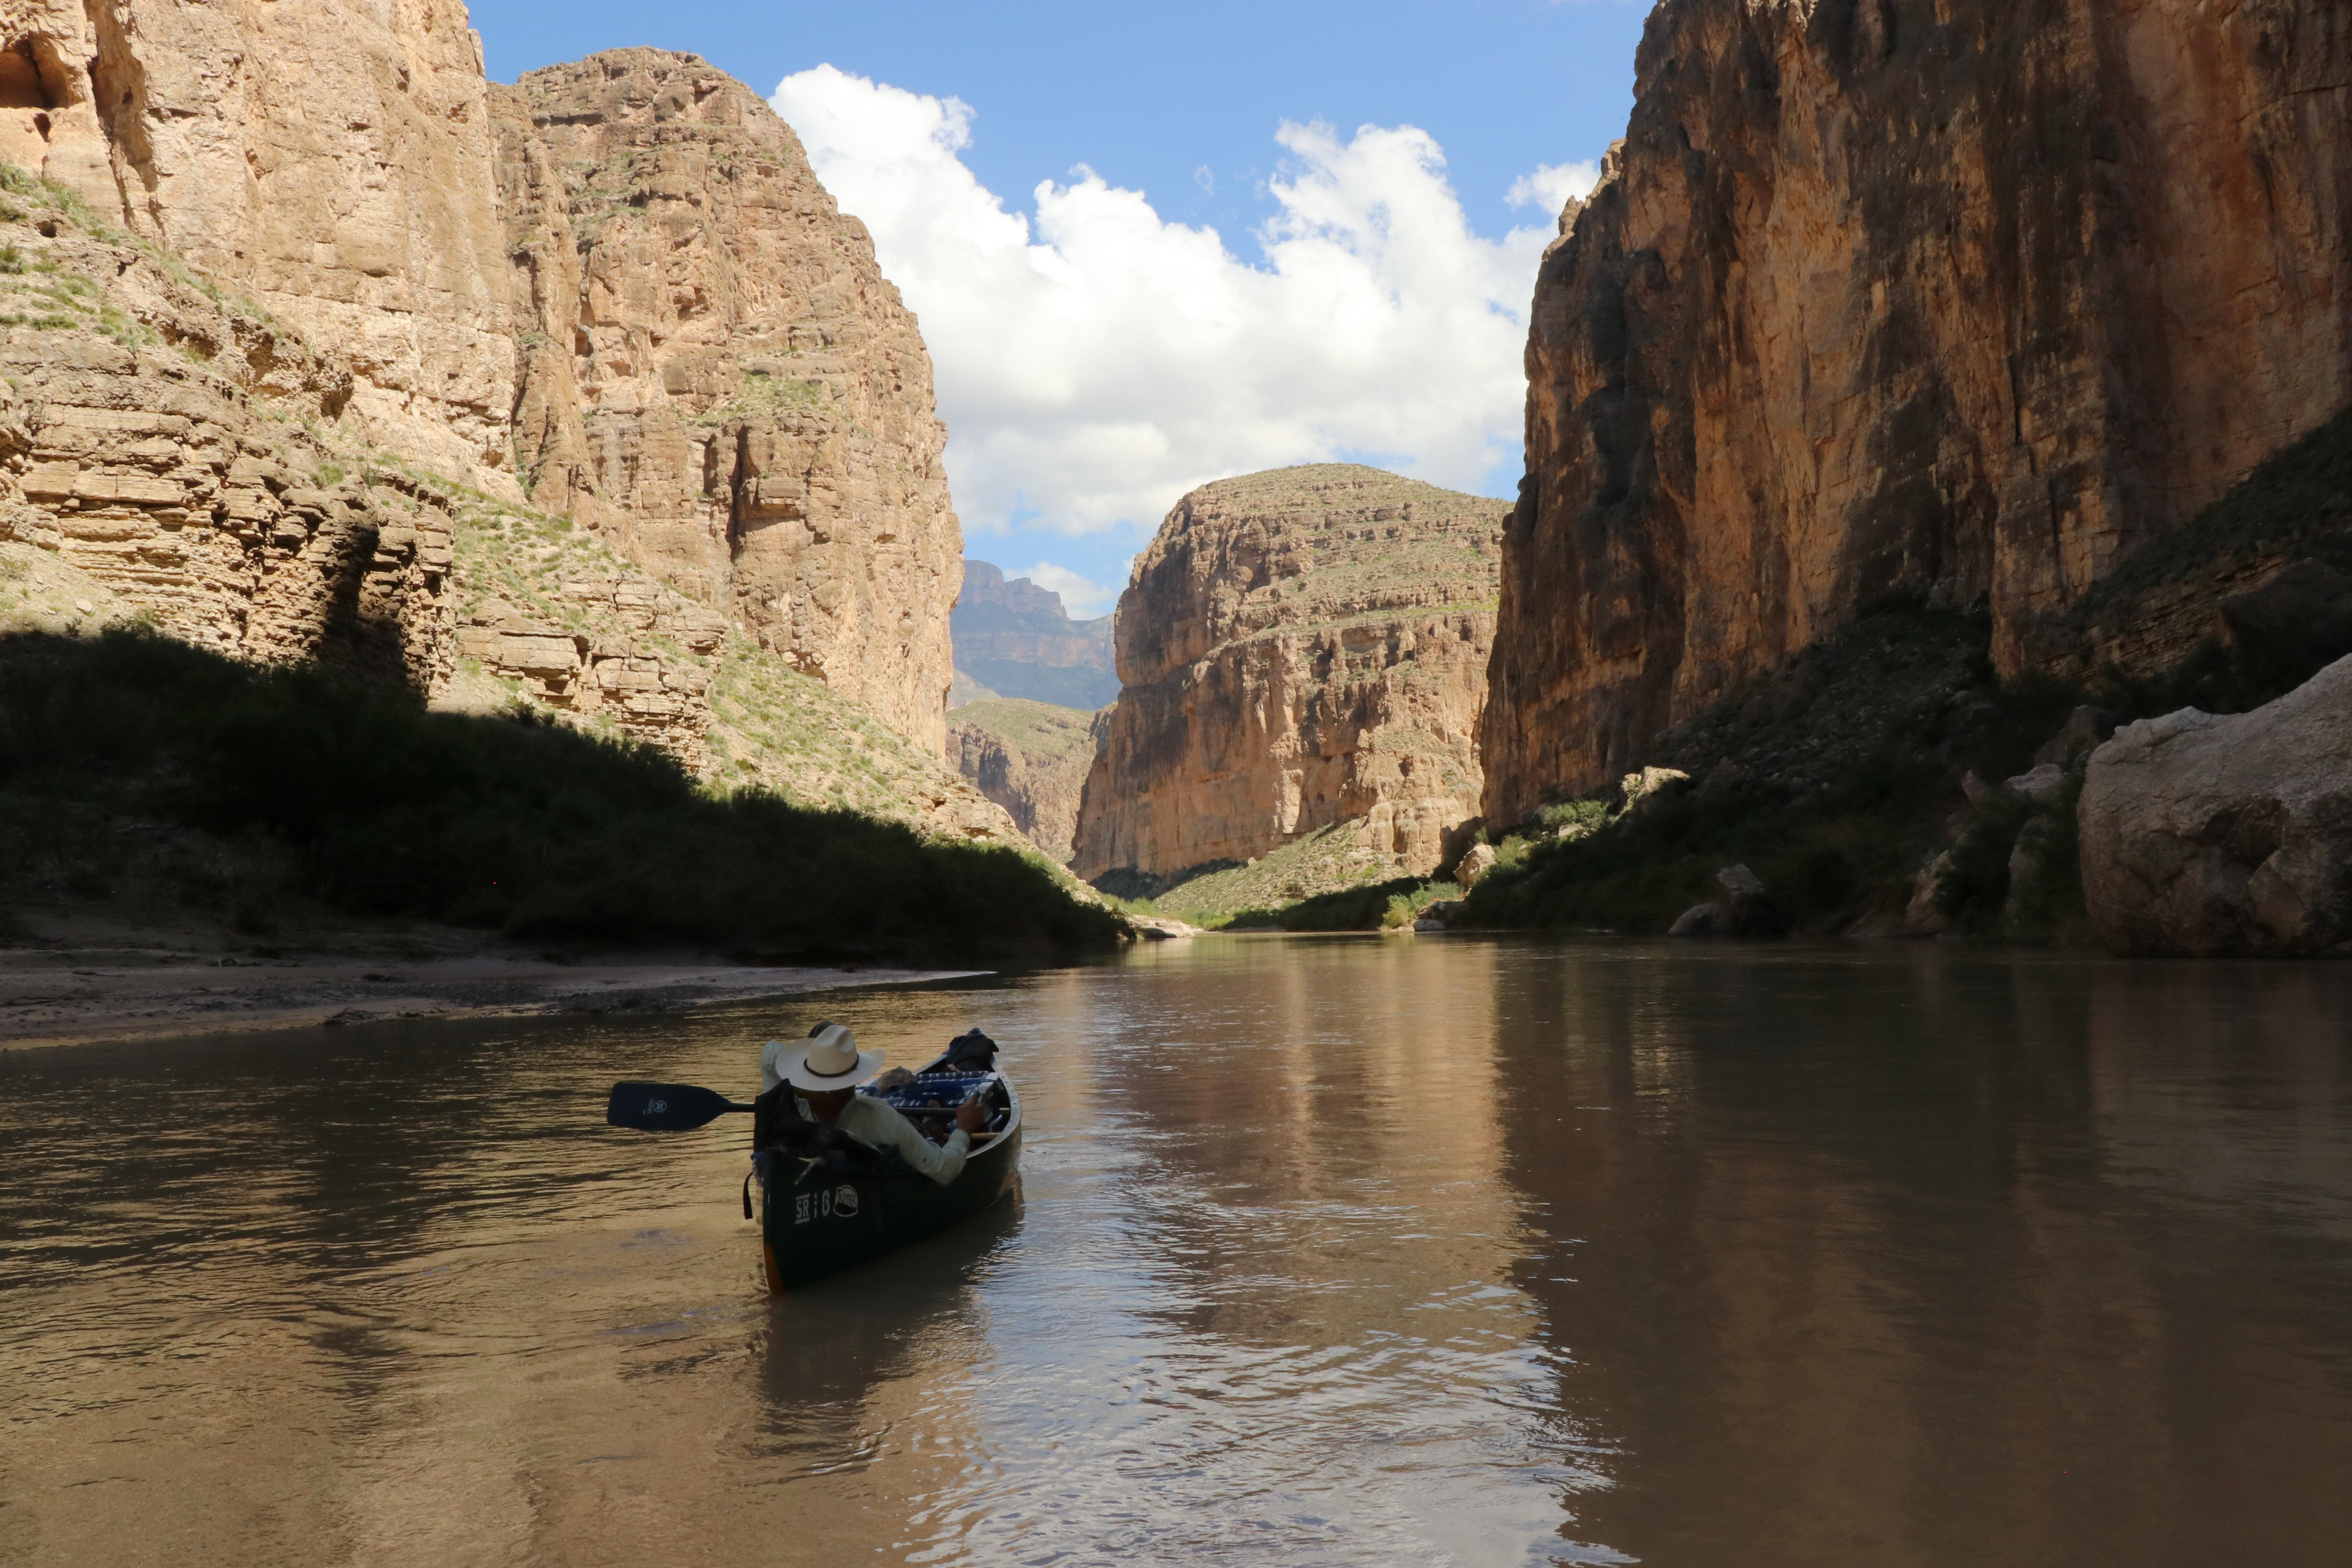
(2079, 657), (2352, 956)
(1481, 0), (2352, 824)
(1072, 465), (1503, 884)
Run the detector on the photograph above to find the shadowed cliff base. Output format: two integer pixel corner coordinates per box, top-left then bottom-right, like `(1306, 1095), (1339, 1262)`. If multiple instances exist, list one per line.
(0, 630), (1121, 967)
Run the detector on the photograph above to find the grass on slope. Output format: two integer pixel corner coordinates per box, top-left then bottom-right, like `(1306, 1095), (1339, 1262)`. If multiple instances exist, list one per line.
(0, 629), (1120, 963)
(1107, 822), (1414, 929)
(949, 697), (1100, 756)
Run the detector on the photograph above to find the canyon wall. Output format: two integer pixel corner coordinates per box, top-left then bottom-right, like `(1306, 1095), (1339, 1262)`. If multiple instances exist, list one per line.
(1483, 0), (2352, 826)
(492, 49), (960, 751)
(1, 0), (517, 482)
(0, 19), (999, 833)
(948, 698), (1103, 860)
(0, 208), (458, 691)
(1072, 466), (1503, 883)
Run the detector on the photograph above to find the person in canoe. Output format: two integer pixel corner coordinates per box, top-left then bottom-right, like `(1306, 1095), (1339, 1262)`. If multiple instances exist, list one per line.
(760, 1023), (988, 1185)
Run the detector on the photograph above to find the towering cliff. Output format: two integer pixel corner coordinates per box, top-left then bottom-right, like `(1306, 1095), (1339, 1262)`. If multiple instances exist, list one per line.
(952, 561), (1117, 710)
(1483, 0), (2352, 826)
(1, 0), (517, 482)
(0, 19), (1004, 837)
(1073, 465), (1503, 884)
(492, 50), (961, 751)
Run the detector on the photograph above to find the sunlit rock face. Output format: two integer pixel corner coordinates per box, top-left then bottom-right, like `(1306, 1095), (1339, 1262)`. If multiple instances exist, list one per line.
(1482, 0), (2352, 826)
(491, 50), (961, 751)
(0, 0), (518, 484)
(1073, 465), (1504, 884)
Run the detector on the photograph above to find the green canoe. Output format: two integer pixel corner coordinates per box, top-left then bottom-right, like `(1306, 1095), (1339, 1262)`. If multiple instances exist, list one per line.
(751, 1045), (1023, 1292)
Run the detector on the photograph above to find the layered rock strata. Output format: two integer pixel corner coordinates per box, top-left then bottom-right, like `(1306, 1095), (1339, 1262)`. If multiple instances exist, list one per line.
(953, 561), (1117, 710)
(948, 699), (1103, 860)
(2, 0), (517, 481)
(1073, 465), (1504, 882)
(1484, 0), (2352, 825)
(492, 50), (960, 750)
(2080, 656), (2352, 956)
(0, 210), (455, 690)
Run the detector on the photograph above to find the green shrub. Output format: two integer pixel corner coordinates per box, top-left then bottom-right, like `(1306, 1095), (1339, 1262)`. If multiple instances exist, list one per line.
(0, 629), (1120, 963)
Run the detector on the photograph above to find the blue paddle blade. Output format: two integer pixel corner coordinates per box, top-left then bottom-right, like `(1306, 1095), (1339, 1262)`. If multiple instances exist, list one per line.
(606, 1082), (749, 1131)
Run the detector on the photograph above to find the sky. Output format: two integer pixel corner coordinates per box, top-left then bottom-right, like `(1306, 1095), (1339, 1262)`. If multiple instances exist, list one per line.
(468, 1), (1650, 615)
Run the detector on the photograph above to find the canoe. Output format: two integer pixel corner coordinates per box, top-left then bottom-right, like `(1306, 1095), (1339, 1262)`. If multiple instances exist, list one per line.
(751, 1042), (1022, 1291)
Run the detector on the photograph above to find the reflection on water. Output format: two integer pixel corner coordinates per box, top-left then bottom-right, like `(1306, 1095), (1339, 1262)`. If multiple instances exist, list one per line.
(3, 938), (2349, 1565)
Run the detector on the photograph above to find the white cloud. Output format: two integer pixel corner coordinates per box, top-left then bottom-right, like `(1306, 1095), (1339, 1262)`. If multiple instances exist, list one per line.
(1506, 159), (1602, 219)
(773, 65), (1569, 539)
(1016, 562), (1118, 619)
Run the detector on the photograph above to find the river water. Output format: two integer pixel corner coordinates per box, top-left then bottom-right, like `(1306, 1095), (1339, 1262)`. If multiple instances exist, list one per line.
(4, 936), (2350, 1566)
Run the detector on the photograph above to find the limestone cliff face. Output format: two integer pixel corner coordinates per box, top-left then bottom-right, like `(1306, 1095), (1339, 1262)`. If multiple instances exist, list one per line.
(948, 698), (1103, 860)
(1, 0), (517, 483)
(1072, 465), (1503, 882)
(0, 209), (456, 691)
(492, 50), (960, 751)
(1483, 0), (2352, 825)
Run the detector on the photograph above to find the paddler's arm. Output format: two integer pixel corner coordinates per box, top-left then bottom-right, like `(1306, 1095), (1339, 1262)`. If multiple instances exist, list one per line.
(846, 1096), (976, 1186)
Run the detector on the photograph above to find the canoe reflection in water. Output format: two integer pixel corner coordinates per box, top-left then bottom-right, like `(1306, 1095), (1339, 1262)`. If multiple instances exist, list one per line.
(752, 1194), (1025, 1463)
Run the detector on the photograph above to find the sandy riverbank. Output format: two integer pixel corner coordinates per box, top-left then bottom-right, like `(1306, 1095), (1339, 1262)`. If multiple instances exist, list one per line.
(0, 912), (981, 1050)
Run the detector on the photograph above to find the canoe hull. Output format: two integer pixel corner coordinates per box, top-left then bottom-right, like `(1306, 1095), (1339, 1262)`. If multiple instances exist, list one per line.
(758, 1121), (1021, 1291)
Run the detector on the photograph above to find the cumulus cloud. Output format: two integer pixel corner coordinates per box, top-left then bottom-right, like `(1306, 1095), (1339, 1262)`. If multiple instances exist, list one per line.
(1506, 159), (1602, 220)
(773, 65), (1568, 541)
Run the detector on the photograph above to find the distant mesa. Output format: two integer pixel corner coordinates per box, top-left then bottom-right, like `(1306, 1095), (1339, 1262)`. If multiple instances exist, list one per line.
(951, 561), (1119, 711)
(1071, 463), (1505, 899)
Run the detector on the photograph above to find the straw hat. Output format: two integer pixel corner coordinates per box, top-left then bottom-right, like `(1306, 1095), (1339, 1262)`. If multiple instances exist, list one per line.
(763, 1023), (882, 1094)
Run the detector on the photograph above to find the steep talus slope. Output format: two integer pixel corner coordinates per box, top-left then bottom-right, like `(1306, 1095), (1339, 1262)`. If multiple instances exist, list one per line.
(952, 561), (1117, 710)
(2, 0), (516, 482)
(948, 698), (1103, 860)
(492, 50), (959, 750)
(1483, 0), (2352, 824)
(1073, 465), (1504, 885)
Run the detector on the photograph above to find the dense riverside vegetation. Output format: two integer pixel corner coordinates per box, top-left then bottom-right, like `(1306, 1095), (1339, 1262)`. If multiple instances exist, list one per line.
(0, 630), (1122, 962)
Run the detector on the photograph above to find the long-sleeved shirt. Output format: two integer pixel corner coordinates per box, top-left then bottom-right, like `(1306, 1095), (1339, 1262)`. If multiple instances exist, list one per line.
(796, 1092), (970, 1185)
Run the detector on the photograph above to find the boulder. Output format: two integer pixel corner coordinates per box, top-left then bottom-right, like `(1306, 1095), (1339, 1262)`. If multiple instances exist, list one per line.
(1453, 842), (1499, 889)
(1906, 851), (1956, 936)
(1619, 766), (1690, 812)
(1668, 902), (1735, 937)
(1670, 864), (1787, 938)
(2079, 655), (2352, 955)
(2002, 763), (2069, 808)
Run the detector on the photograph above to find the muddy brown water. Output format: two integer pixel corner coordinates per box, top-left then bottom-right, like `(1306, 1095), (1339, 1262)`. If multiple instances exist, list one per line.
(4, 936), (2350, 1566)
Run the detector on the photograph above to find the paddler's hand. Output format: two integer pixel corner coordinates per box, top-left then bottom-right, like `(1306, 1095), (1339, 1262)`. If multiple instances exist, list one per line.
(955, 1094), (988, 1136)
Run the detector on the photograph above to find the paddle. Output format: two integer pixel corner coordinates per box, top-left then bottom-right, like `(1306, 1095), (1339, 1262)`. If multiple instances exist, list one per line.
(606, 1081), (754, 1132)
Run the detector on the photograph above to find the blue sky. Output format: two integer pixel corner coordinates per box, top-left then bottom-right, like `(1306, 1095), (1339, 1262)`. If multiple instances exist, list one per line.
(468, 0), (1650, 613)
